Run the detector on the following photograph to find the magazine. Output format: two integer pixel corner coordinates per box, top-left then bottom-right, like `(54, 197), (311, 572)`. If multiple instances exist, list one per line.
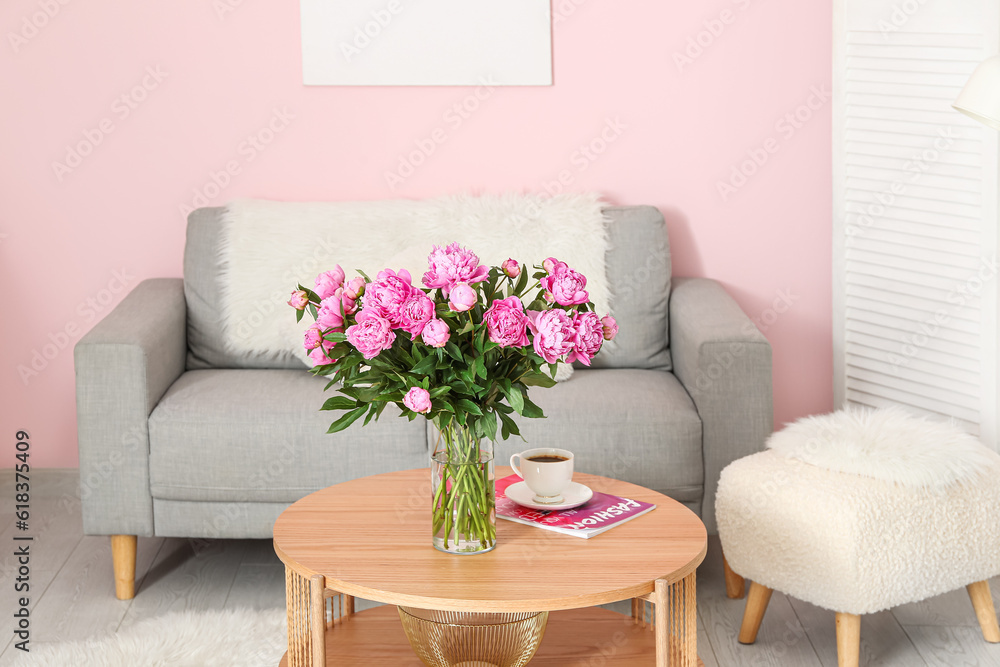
(495, 474), (656, 538)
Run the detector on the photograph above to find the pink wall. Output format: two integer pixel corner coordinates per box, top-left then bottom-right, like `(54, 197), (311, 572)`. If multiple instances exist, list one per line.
(1, 0), (832, 467)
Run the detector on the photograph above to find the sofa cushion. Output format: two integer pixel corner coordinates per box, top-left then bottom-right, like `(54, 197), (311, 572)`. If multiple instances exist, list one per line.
(184, 204), (672, 372)
(148, 369), (428, 503)
(591, 206), (672, 371)
(488, 369), (702, 502)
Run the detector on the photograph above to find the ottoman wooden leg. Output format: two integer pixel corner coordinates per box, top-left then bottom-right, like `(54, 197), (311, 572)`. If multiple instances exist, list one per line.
(722, 553), (746, 599)
(738, 582), (773, 644)
(967, 580), (1000, 643)
(835, 612), (861, 667)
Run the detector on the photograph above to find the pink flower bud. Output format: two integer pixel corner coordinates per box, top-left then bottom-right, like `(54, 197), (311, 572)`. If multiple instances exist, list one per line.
(601, 314), (619, 341)
(502, 258), (520, 278)
(448, 283), (478, 312)
(403, 387), (432, 414)
(315, 266), (346, 299)
(287, 290), (309, 310)
(303, 324), (323, 350)
(543, 290), (555, 304)
(421, 319), (451, 348)
(344, 277), (366, 300)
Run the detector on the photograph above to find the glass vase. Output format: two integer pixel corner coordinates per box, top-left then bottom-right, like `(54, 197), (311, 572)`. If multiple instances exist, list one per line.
(431, 422), (496, 554)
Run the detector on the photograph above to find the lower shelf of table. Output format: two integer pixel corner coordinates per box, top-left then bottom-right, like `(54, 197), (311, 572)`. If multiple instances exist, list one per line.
(278, 604), (703, 666)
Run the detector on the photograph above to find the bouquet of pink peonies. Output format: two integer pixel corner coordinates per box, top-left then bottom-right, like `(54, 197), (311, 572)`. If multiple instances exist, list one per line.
(289, 242), (617, 553)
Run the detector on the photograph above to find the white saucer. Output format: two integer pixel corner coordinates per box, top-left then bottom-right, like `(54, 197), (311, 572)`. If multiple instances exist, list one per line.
(504, 481), (594, 510)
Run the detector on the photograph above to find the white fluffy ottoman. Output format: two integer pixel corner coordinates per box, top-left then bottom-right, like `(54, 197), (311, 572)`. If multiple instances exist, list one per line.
(716, 407), (1000, 667)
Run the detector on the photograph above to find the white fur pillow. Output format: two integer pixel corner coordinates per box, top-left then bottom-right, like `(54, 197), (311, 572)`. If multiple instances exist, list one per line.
(767, 406), (1000, 488)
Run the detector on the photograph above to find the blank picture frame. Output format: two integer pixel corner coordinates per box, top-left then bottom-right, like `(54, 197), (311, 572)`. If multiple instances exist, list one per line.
(300, 0), (553, 86)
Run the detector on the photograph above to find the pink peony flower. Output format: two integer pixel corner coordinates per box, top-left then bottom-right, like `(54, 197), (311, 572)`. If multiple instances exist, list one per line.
(403, 387), (431, 414)
(315, 266), (346, 299)
(403, 387), (432, 414)
(422, 243), (489, 296)
(346, 310), (396, 359)
(448, 283), (478, 312)
(542, 257), (566, 275)
(287, 290), (309, 310)
(567, 311), (603, 366)
(421, 319), (450, 348)
(398, 291), (436, 338)
(303, 323), (323, 351)
(502, 258), (520, 278)
(483, 296), (530, 348)
(316, 296), (346, 331)
(526, 309), (575, 364)
(540, 264), (589, 306)
(309, 340), (337, 366)
(344, 277), (366, 300)
(336, 287), (358, 316)
(601, 314), (619, 341)
(363, 269), (415, 327)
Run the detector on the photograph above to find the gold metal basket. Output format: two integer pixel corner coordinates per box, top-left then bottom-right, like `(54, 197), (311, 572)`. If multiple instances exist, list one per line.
(397, 606), (549, 667)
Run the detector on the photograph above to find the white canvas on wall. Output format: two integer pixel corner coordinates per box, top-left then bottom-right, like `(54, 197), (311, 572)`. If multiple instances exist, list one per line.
(300, 0), (552, 86)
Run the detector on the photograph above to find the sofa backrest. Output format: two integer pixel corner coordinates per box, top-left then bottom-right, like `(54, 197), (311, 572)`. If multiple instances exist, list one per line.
(183, 204), (671, 372)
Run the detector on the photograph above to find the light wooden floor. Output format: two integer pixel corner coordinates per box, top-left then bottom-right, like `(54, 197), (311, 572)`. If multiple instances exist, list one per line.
(3, 470), (999, 665)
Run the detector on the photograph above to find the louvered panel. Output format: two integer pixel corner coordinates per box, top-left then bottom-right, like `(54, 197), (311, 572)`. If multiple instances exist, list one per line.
(846, 389), (980, 434)
(848, 271), (983, 309)
(846, 262), (978, 294)
(846, 308), (979, 347)
(837, 22), (989, 437)
(846, 227), (981, 257)
(846, 296), (979, 333)
(847, 238), (983, 271)
(846, 320), (980, 361)
(848, 353), (980, 397)
(846, 285), (980, 323)
(846, 331), (981, 374)
(846, 371), (980, 417)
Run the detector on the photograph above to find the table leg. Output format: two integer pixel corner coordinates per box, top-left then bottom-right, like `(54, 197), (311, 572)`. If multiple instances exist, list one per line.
(285, 567), (327, 667)
(653, 572), (698, 667)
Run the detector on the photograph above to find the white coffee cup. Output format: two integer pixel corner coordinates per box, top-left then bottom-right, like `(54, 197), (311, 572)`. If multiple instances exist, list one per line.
(510, 448), (574, 504)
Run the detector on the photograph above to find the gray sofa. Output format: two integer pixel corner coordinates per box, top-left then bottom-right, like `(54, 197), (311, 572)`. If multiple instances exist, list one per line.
(75, 205), (772, 599)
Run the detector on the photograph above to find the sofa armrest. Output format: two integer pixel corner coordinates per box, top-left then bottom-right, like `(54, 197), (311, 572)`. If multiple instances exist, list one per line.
(669, 277), (773, 533)
(74, 278), (187, 537)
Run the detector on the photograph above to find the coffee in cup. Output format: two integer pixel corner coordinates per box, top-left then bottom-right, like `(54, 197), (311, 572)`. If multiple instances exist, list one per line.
(510, 448), (574, 504)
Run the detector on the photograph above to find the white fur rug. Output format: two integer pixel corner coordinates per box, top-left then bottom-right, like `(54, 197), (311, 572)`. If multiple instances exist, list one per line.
(767, 406), (1000, 488)
(12, 608), (286, 667)
(218, 193), (611, 365)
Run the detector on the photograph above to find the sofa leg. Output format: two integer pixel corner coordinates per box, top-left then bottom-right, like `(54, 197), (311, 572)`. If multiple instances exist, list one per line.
(835, 612), (861, 667)
(738, 582), (773, 644)
(111, 535), (137, 600)
(722, 553), (745, 599)
(967, 580), (1000, 643)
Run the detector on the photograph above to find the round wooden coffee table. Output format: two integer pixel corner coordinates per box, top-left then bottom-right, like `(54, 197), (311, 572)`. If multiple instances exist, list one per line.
(273, 468), (707, 666)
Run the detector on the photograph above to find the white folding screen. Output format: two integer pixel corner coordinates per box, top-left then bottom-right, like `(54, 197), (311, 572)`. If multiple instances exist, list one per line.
(833, 0), (1000, 449)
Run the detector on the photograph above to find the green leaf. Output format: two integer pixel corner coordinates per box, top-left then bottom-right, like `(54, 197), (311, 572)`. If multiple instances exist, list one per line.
(321, 396), (357, 411)
(505, 384), (524, 415)
(481, 410), (498, 442)
(472, 356), (487, 380)
(355, 269), (372, 282)
(514, 268), (528, 296)
(456, 399), (483, 416)
(324, 332), (348, 342)
(521, 372), (557, 388)
(521, 394), (545, 419)
(497, 410), (520, 438)
(308, 304), (318, 319)
(326, 406), (368, 433)
(444, 342), (464, 362)
(429, 386), (452, 398)
(295, 309), (304, 323)
(411, 355), (438, 376)
(363, 404), (379, 426)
